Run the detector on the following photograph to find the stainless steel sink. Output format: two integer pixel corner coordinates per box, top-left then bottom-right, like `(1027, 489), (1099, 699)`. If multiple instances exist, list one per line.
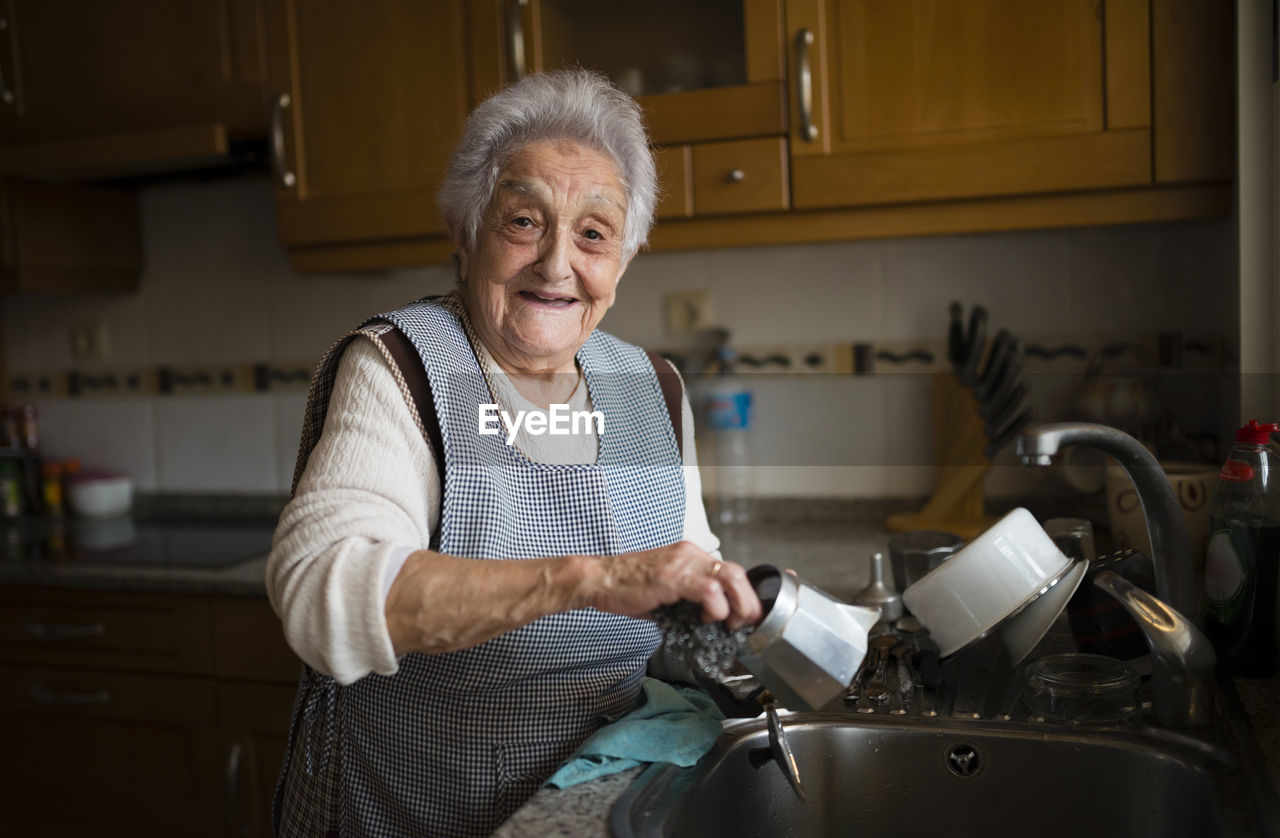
(611, 707), (1277, 838)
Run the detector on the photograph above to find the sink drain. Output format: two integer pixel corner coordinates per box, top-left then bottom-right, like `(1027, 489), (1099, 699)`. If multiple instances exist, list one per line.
(944, 743), (982, 777)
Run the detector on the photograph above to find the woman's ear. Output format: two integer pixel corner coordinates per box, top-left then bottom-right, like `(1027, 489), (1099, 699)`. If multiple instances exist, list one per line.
(449, 226), (471, 281)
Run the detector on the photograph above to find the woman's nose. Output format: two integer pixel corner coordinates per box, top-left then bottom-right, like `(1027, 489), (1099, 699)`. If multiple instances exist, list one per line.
(535, 226), (574, 281)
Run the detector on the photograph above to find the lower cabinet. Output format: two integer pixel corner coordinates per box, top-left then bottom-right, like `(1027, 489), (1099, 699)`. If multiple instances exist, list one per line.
(0, 588), (301, 838)
(0, 666), (224, 837)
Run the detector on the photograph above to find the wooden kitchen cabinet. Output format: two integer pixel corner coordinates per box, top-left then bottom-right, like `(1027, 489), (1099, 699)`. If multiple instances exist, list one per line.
(0, 587), (300, 838)
(0, 664), (225, 837)
(0, 0), (1233, 268)
(263, 0), (473, 272)
(507, 0), (787, 146)
(257, 0), (1231, 268)
(0, 179), (143, 293)
(654, 0), (1233, 251)
(1151, 0), (1234, 185)
(0, 0), (268, 179)
(784, 0), (1152, 209)
(219, 683), (297, 838)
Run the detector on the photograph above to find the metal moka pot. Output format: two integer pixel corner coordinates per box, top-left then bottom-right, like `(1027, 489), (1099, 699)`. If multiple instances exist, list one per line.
(736, 565), (881, 711)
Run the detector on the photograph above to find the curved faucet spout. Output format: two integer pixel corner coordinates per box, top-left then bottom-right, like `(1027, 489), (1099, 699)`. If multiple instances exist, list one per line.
(1094, 571), (1215, 728)
(1015, 422), (1198, 619)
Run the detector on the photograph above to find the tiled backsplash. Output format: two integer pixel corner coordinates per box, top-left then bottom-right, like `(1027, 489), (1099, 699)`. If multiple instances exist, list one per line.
(2, 175), (1237, 497)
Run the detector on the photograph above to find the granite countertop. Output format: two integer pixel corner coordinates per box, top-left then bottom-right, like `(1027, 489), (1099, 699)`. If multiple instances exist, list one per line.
(0, 496), (282, 597)
(0, 551), (272, 596)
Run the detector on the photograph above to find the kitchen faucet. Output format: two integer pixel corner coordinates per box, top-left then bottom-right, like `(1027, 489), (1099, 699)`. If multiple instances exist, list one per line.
(1016, 422), (1214, 727)
(1015, 422), (1198, 618)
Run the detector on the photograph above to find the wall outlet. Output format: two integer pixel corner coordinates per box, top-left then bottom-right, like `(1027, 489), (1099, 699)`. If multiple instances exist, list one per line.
(70, 321), (110, 361)
(664, 291), (712, 336)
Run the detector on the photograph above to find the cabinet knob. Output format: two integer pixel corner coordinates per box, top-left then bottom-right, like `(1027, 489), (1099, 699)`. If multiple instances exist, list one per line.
(726, 169), (746, 184)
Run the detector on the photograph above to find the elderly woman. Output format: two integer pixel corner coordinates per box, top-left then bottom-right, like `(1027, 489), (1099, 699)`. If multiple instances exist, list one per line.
(267, 68), (761, 836)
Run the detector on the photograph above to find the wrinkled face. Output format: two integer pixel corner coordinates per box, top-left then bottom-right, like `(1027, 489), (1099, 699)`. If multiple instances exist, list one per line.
(456, 140), (630, 374)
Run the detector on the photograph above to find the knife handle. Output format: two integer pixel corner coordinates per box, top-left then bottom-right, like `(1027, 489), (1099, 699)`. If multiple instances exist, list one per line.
(959, 306), (989, 383)
(948, 301), (965, 368)
(977, 330), (1013, 390)
(981, 379), (1028, 424)
(985, 408), (1037, 458)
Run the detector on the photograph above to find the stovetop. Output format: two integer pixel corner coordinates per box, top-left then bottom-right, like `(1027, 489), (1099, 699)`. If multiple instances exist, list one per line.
(1, 516), (277, 569)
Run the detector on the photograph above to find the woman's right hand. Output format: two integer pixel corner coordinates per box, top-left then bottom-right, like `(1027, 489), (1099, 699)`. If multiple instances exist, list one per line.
(579, 541), (762, 631)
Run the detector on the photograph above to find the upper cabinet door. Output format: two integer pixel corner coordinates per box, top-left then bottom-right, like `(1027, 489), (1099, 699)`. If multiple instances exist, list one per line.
(785, 0), (1152, 209)
(265, 0), (470, 251)
(0, 0), (265, 173)
(510, 0), (787, 145)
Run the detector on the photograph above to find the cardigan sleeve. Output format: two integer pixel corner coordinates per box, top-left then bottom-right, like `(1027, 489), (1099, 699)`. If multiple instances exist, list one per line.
(266, 338), (440, 685)
(676, 382), (721, 560)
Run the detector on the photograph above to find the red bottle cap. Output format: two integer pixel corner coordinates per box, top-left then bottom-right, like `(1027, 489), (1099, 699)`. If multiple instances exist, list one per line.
(1235, 420), (1280, 444)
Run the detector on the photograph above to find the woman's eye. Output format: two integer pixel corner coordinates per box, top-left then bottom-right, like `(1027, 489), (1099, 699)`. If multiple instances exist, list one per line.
(582, 228), (603, 241)
(511, 216), (534, 228)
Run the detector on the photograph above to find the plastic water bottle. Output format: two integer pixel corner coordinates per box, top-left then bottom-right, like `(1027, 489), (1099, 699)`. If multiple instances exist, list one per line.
(1204, 420), (1280, 677)
(704, 348), (753, 528)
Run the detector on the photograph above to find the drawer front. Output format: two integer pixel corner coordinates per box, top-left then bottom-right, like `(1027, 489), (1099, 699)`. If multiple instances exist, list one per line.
(691, 137), (789, 215)
(0, 665), (223, 837)
(0, 587), (214, 674)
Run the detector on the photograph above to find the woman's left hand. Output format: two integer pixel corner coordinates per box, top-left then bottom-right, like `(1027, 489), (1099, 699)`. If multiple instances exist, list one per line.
(577, 541), (763, 630)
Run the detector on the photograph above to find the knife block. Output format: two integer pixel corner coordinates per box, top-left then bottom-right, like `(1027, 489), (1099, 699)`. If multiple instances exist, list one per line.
(886, 373), (995, 539)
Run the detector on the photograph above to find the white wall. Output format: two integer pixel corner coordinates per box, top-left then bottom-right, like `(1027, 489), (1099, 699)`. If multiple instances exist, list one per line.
(1, 174), (1236, 498)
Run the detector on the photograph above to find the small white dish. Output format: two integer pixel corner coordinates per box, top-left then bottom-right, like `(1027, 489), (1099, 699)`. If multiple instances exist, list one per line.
(902, 508), (1072, 658)
(1001, 558), (1088, 665)
(68, 474), (134, 519)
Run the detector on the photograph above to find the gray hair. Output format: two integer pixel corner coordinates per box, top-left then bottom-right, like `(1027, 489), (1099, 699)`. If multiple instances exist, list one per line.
(438, 68), (657, 262)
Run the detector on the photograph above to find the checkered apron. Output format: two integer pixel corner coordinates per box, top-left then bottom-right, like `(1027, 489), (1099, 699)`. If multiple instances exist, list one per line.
(273, 296), (685, 837)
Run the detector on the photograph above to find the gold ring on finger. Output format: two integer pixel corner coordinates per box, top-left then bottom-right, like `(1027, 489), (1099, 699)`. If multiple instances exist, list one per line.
(709, 560), (723, 578)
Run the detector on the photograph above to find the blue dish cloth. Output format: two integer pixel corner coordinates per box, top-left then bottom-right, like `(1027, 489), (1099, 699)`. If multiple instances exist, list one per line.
(544, 677), (725, 789)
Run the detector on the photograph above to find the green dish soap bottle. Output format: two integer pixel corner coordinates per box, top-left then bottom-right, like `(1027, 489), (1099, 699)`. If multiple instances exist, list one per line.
(1204, 420), (1280, 677)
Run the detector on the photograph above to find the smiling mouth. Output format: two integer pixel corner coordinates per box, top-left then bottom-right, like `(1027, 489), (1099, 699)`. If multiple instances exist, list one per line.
(518, 290), (579, 308)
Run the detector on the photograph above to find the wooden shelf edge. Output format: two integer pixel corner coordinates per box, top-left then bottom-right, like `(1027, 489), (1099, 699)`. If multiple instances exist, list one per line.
(288, 237), (456, 274)
(0, 268), (139, 294)
(0, 123), (231, 180)
(285, 184), (1230, 272)
(648, 184), (1231, 252)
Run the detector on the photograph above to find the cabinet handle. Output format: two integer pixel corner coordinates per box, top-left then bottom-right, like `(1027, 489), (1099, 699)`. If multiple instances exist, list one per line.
(225, 741), (246, 837)
(726, 169), (746, 183)
(23, 620), (106, 639)
(507, 0), (529, 81)
(30, 684), (111, 706)
(270, 92), (297, 189)
(0, 16), (15, 106)
(795, 28), (818, 142)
